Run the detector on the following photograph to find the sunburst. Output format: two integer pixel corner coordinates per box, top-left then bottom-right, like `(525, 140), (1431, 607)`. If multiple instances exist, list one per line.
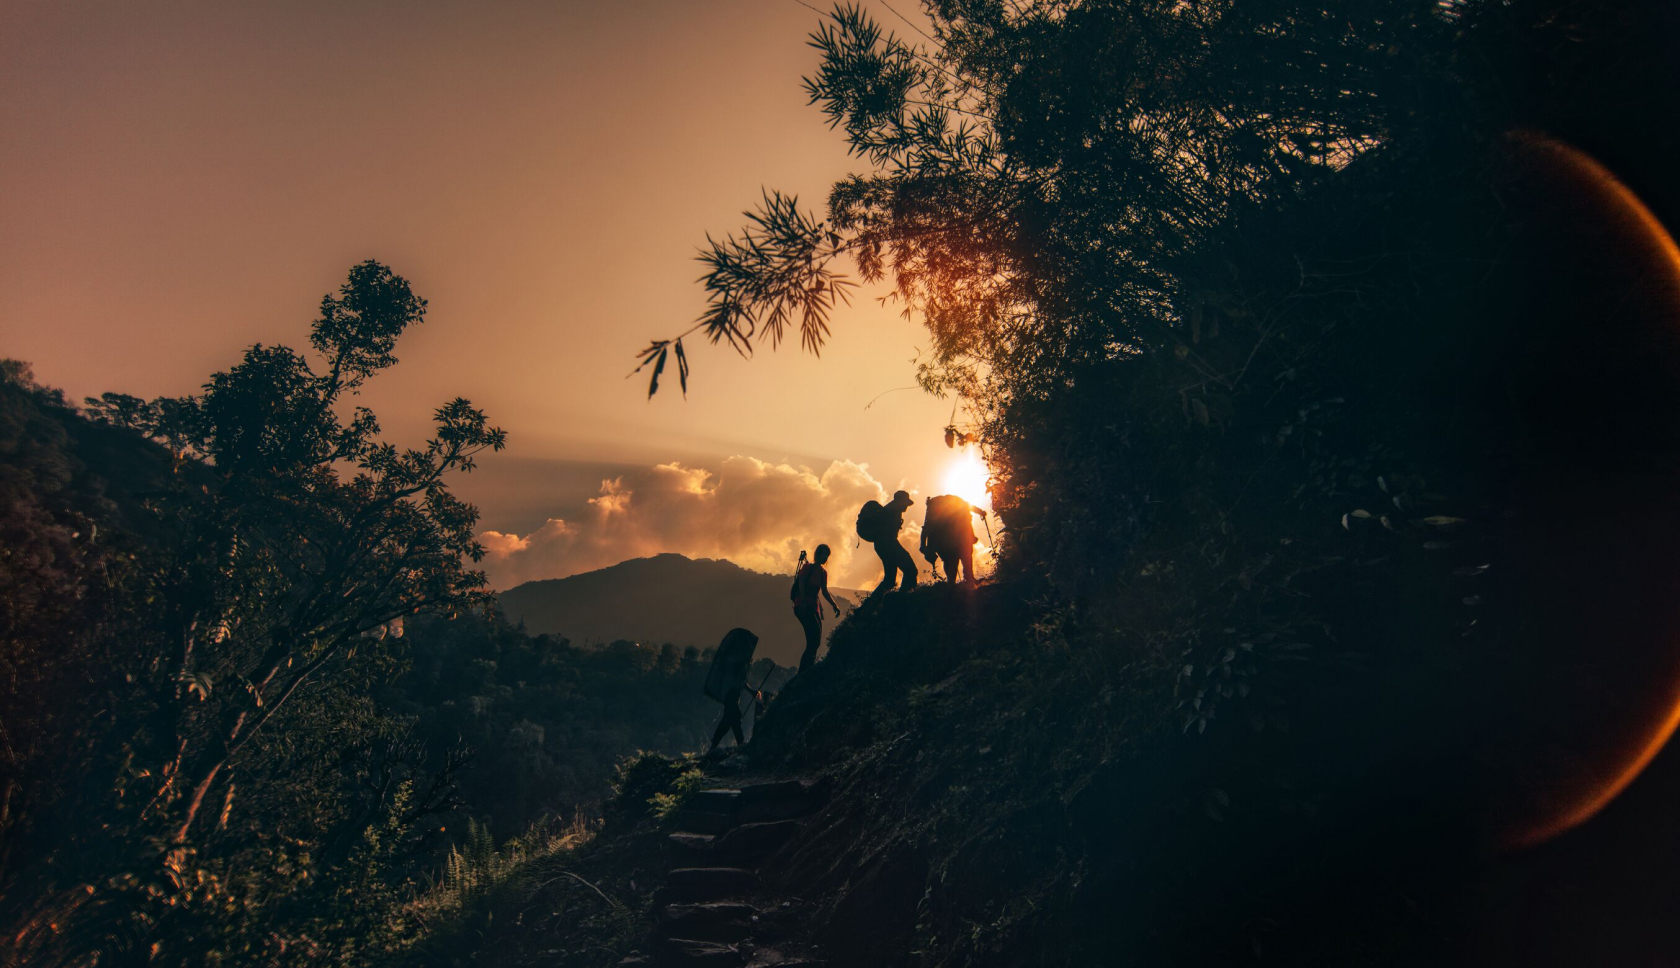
(939, 447), (991, 510)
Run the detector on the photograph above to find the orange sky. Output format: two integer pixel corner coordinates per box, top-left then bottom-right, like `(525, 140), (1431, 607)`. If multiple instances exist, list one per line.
(1, 0), (966, 586)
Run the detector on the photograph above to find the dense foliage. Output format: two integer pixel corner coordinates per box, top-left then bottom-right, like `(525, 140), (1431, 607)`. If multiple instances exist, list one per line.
(0, 263), (516, 966)
(653, 0), (1680, 772)
(652, 0), (1673, 586)
(0, 262), (463, 961)
(381, 614), (785, 840)
(606, 2), (1680, 962)
(0, 265), (786, 967)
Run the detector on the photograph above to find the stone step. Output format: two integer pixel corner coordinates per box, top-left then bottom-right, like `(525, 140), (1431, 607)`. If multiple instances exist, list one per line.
(668, 831), (716, 852)
(745, 947), (823, 968)
(687, 788), (743, 814)
(731, 779), (806, 803)
(711, 819), (802, 858)
(666, 867), (759, 899)
(653, 873), (764, 910)
(667, 832), (774, 867)
(667, 832), (730, 868)
(707, 775), (831, 799)
(671, 808), (739, 836)
(739, 778), (830, 823)
(663, 938), (743, 967)
(738, 798), (819, 825)
(659, 901), (758, 942)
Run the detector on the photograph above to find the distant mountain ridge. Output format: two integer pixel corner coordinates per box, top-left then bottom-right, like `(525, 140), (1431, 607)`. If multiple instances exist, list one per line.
(496, 553), (862, 666)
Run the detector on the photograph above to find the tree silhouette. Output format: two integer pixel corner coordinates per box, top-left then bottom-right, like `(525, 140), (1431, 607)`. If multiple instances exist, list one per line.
(642, 0), (1615, 589)
(642, 0), (1466, 399)
(8, 261), (504, 963)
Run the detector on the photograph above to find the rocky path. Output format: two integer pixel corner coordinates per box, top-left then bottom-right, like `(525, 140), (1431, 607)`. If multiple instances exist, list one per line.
(618, 771), (831, 967)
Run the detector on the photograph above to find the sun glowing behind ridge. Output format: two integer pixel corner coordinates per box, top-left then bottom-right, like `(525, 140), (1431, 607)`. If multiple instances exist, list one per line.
(940, 447), (992, 511)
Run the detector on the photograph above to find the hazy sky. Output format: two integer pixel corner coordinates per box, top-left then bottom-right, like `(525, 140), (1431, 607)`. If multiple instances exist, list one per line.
(1, 0), (974, 586)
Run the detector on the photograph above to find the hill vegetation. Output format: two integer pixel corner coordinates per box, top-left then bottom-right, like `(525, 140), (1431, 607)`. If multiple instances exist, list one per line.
(379, 611), (787, 842)
(0, 272), (768, 967)
(497, 554), (862, 667)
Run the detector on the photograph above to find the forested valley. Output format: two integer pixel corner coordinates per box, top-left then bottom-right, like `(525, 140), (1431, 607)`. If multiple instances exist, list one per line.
(0, 289), (772, 964)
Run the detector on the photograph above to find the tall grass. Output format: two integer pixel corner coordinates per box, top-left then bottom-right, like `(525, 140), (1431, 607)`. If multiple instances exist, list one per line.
(405, 814), (598, 929)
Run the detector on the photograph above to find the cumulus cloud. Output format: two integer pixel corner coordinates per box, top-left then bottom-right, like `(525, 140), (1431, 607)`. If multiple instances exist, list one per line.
(477, 456), (911, 589)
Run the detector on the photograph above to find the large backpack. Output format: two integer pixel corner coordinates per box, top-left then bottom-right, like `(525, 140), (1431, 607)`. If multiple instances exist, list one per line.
(790, 561), (816, 603)
(703, 627), (759, 703)
(855, 500), (887, 543)
(924, 494), (977, 549)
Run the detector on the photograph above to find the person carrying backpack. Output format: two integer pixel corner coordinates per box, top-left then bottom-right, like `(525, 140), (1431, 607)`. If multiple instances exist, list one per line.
(857, 490), (919, 595)
(789, 544), (843, 673)
(920, 494), (987, 585)
(704, 628), (761, 753)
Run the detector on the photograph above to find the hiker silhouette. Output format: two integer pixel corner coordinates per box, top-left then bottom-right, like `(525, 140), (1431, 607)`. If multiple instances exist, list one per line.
(857, 490), (918, 594)
(920, 494), (986, 585)
(704, 627), (760, 752)
(789, 544), (843, 673)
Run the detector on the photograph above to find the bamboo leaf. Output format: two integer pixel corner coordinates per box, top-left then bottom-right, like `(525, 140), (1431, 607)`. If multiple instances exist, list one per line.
(647, 347), (668, 398)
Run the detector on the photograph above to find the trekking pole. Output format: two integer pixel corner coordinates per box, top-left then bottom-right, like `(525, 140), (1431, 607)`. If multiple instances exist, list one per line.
(749, 666), (775, 720)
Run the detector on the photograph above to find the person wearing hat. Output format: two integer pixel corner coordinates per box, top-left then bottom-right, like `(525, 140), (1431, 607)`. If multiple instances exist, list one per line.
(859, 489), (919, 595)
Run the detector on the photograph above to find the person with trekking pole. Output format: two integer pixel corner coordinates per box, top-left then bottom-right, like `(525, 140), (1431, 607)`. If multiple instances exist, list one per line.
(920, 494), (989, 586)
(704, 628), (761, 753)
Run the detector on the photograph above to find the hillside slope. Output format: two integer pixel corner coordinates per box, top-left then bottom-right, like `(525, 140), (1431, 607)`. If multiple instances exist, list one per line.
(395, 581), (1680, 968)
(497, 554), (864, 666)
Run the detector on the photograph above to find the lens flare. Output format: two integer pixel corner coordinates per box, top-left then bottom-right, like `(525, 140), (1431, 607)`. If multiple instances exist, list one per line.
(940, 447), (991, 510)
(1498, 130), (1680, 850)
